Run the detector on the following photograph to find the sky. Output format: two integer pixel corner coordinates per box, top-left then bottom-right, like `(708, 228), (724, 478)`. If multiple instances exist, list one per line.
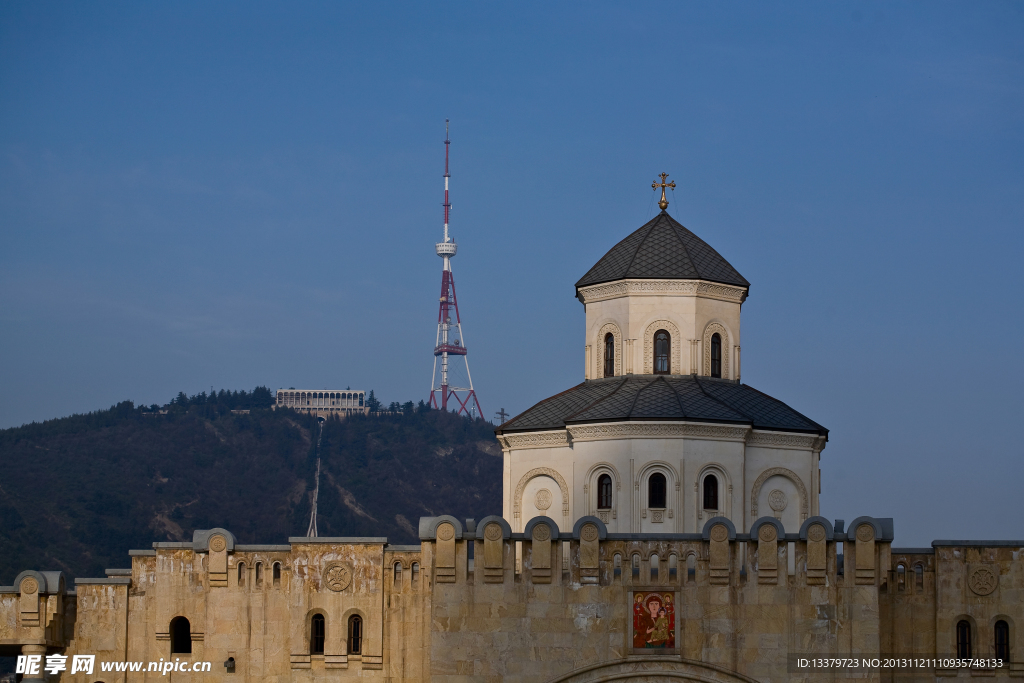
(1, 3), (1022, 545)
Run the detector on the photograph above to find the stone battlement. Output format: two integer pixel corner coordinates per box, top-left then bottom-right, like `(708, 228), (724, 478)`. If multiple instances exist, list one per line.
(3, 517), (1022, 682)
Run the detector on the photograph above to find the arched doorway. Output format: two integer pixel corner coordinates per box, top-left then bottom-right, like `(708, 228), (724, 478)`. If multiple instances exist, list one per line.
(544, 657), (760, 683)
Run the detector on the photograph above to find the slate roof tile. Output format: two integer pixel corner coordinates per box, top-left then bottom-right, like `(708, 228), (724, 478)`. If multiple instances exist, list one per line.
(497, 375), (827, 437)
(576, 211), (749, 290)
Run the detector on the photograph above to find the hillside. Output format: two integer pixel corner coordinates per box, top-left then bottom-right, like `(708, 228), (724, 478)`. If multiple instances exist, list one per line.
(0, 390), (502, 582)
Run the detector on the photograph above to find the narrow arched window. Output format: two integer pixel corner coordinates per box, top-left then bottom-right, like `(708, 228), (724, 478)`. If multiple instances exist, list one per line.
(273, 562), (281, 588)
(237, 562), (246, 587)
(995, 620), (1010, 661)
(255, 562), (263, 588)
(603, 333), (615, 378)
(394, 562), (402, 588)
(597, 474), (613, 509)
(914, 564), (924, 592)
(956, 620), (972, 658)
(654, 330), (670, 374)
(703, 474), (718, 510)
(348, 615), (363, 655)
(411, 562), (419, 586)
(648, 472), (667, 508)
(170, 616), (192, 654)
(650, 554), (659, 580)
(711, 333), (722, 378)
(669, 554), (678, 580)
(897, 564), (906, 591)
(310, 614), (325, 655)
(613, 553), (622, 579)
(631, 554), (640, 579)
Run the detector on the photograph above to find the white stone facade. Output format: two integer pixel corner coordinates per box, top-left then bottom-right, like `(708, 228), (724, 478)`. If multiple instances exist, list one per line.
(579, 279), (746, 380)
(499, 426), (824, 535)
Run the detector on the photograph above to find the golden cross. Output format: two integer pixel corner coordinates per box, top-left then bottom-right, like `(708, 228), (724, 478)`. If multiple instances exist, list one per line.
(652, 173), (676, 210)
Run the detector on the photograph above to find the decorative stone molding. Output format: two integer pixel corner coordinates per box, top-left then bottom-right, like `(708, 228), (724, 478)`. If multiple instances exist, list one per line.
(513, 467), (570, 520)
(596, 322), (622, 378)
(643, 319), (682, 374)
(750, 467), (809, 521)
(569, 422), (749, 442)
(746, 430), (824, 451)
(702, 322), (731, 378)
(498, 430), (569, 450)
(578, 279), (748, 304)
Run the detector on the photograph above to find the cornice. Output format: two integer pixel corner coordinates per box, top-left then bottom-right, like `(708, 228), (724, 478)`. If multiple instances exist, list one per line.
(498, 430), (570, 451)
(568, 422), (750, 443)
(746, 431), (826, 452)
(577, 279), (748, 305)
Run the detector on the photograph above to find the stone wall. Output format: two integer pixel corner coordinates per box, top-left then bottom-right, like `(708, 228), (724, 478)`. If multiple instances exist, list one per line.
(3, 519), (1023, 682)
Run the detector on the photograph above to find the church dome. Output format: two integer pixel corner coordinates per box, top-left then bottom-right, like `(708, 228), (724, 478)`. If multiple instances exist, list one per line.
(575, 211), (749, 292)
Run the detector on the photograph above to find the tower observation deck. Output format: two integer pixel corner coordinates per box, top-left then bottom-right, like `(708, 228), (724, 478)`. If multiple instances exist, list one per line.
(429, 121), (481, 417)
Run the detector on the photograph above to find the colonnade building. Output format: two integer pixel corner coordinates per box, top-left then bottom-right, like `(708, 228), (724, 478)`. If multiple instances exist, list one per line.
(274, 389), (367, 418)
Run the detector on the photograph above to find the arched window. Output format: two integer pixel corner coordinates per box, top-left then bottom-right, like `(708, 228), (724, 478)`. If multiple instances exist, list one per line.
(995, 620), (1010, 661)
(703, 474), (718, 510)
(710, 333), (722, 378)
(654, 330), (670, 374)
(310, 614), (325, 655)
(650, 554), (659, 580)
(631, 554), (640, 579)
(897, 564), (906, 591)
(273, 562), (281, 588)
(348, 615), (363, 655)
(613, 553), (622, 579)
(603, 333), (615, 378)
(956, 620), (972, 658)
(394, 562), (403, 588)
(648, 472), (667, 508)
(669, 554), (678, 580)
(255, 562), (263, 588)
(914, 564), (924, 591)
(170, 616), (192, 654)
(411, 562), (419, 586)
(597, 474), (613, 509)
(237, 562), (246, 587)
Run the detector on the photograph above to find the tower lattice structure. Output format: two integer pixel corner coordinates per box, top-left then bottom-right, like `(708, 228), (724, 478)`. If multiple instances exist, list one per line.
(429, 121), (482, 417)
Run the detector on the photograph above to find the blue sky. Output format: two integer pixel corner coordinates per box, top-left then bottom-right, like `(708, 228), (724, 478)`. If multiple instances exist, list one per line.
(1, 3), (1022, 544)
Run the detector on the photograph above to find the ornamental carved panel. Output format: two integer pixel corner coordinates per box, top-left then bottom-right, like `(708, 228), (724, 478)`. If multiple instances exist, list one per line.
(322, 562), (352, 592)
(968, 566), (998, 596)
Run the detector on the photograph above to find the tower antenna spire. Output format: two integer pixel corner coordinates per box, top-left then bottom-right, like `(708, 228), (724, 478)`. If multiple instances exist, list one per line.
(429, 120), (482, 417)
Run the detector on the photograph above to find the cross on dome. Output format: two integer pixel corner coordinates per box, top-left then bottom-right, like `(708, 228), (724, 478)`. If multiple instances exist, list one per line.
(652, 172), (676, 210)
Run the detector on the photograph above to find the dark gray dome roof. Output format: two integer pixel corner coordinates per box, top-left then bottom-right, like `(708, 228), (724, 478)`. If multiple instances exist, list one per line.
(495, 375), (827, 438)
(575, 211), (749, 291)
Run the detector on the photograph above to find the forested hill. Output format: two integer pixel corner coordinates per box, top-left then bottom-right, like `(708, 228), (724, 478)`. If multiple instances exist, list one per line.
(0, 389), (502, 582)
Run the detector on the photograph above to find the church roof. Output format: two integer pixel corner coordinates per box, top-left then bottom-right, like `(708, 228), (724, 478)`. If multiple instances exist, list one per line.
(495, 375), (827, 437)
(575, 211), (750, 291)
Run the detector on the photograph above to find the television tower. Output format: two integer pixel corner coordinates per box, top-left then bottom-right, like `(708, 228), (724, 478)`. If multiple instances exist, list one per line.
(429, 121), (482, 417)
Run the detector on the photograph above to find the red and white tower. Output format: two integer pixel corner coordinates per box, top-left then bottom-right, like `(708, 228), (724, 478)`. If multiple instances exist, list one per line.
(429, 121), (482, 417)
